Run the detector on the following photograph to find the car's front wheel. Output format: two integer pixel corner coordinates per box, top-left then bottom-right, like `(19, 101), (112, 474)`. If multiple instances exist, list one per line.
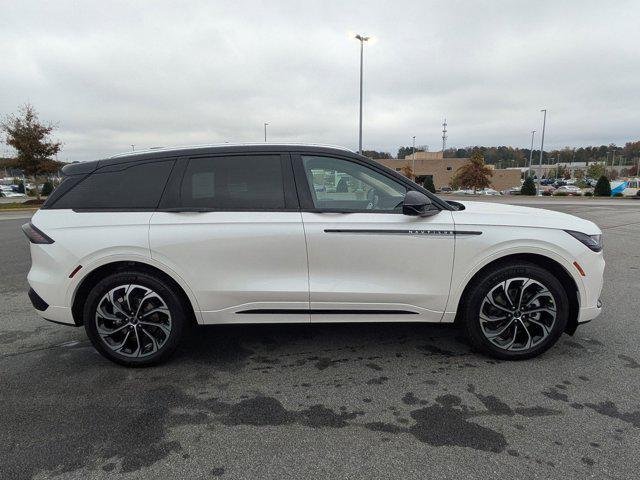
(84, 271), (187, 367)
(461, 262), (569, 360)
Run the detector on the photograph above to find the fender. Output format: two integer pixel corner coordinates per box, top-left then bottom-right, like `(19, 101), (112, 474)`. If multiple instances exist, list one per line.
(442, 243), (585, 323)
(67, 253), (204, 324)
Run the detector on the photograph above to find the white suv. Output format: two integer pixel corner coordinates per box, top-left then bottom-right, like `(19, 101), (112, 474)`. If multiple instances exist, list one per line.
(24, 144), (604, 366)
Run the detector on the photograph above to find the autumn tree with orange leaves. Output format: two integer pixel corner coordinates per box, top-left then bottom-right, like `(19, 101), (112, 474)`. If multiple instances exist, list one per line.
(450, 149), (493, 193)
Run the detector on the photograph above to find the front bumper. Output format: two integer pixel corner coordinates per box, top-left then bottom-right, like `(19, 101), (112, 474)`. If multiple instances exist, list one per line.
(578, 298), (602, 323)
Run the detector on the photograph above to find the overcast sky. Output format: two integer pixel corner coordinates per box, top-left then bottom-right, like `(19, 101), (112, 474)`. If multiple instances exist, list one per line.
(1, 0), (638, 162)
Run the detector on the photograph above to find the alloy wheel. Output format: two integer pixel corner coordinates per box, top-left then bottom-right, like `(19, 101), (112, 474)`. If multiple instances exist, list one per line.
(94, 284), (172, 358)
(479, 277), (557, 351)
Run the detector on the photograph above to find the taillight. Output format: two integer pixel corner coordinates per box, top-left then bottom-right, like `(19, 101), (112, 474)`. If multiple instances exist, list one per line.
(21, 222), (54, 244)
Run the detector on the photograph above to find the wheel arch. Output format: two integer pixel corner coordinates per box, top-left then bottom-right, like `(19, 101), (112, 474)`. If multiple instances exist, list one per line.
(71, 260), (200, 327)
(453, 253), (580, 335)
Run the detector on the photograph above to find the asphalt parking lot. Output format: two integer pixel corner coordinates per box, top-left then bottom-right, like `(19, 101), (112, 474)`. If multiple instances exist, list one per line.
(1, 200), (639, 480)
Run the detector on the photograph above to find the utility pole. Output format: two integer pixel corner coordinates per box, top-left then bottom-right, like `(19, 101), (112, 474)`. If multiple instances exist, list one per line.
(264, 123), (268, 142)
(131, 144), (135, 151)
(441, 118), (447, 152)
(412, 136), (416, 178)
(355, 34), (370, 154)
(527, 130), (536, 178)
(537, 109), (547, 196)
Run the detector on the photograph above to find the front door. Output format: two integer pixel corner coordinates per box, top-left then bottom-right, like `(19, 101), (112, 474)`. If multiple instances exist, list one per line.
(294, 154), (455, 323)
(149, 153), (309, 324)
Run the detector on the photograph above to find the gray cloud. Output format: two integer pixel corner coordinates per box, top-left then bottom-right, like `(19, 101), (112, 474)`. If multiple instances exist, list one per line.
(1, 0), (638, 161)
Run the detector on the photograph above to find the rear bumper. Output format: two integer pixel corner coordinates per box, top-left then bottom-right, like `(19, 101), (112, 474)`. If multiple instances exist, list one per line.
(29, 288), (75, 325)
(28, 288), (49, 311)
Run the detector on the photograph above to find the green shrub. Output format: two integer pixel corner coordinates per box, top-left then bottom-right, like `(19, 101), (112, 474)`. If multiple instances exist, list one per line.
(594, 175), (611, 197)
(423, 176), (436, 193)
(41, 181), (54, 196)
(520, 176), (536, 195)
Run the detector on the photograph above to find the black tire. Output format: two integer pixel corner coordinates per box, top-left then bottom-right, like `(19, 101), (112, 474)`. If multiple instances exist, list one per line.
(461, 262), (569, 360)
(84, 270), (187, 367)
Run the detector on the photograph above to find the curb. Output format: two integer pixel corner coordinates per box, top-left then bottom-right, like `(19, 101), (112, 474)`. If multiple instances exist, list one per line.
(0, 208), (40, 213)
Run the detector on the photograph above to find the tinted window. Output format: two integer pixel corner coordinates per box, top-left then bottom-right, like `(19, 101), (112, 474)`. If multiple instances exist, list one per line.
(52, 160), (174, 210)
(301, 155), (406, 212)
(180, 155), (285, 209)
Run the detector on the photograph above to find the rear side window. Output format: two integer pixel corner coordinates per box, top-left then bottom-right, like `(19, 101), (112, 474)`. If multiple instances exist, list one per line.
(179, 155), (285, 210)
(52, 160), (174, 210)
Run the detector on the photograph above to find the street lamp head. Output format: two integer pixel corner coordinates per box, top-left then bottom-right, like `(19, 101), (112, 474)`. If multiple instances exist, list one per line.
(355, 34), (370, 42)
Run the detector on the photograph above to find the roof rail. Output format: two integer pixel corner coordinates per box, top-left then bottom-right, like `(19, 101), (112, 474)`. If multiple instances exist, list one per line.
(109, 143), (354, 159)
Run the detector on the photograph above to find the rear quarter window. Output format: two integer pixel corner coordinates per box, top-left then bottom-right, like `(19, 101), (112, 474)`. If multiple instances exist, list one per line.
(50, 160), (175, 210)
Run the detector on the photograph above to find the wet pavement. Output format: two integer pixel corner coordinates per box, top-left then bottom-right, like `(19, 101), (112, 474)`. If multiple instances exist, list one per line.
(1, 202), (639, 479)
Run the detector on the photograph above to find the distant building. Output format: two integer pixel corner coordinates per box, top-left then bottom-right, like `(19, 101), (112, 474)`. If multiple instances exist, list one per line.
(511, 161), (631, 178)
(375, 151), (522, 191)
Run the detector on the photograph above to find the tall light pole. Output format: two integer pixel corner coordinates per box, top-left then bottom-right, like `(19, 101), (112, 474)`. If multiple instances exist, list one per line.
(412, 136), (416, 177)
(264, 123), (268, 142)
(527, 130), (536, 179)
(355, 34), (370, 154)
(131, 144), (135, 151)
(537, 109), (547, 196)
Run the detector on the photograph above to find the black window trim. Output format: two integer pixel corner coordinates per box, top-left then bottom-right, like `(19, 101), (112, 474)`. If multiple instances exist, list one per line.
(291, 152), (446, 214)
(157, 152), (300, 213)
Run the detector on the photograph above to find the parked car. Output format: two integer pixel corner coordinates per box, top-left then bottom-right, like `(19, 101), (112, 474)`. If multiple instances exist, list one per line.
(477, 188), (502, 196)
(439, 186), (453, 193)
(501, 187), (522, 195)
(23, 144), (604, 366)
(553, 185), (582, 196)
(585, 178), (598, 187)
(452, 189), (475, 195)
(541, 185), (556, 196)
(1, 191), (27, 198)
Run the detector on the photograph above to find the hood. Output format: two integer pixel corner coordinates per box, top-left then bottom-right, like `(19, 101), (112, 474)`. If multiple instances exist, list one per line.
(452, 201), (601, 234)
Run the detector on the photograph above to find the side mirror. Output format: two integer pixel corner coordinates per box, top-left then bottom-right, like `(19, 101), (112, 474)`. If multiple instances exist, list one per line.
(402, 191), (435, 216)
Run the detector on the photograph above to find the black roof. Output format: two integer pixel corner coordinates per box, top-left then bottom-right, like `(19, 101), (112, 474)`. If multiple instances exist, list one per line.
(61, 144), (358, 176)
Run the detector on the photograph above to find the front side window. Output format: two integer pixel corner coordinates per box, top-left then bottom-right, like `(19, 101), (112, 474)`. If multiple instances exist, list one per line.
(301, 155), (406, 212)
(180, 155), (285, 210)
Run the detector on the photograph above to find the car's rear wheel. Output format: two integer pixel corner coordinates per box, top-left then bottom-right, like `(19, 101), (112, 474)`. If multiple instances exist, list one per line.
(84, 271), (187, 367)
(461, 262), (569, 360)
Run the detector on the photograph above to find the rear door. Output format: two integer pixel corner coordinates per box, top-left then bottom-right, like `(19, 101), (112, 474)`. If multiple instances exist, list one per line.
(149, 153), (309, 324)
(294, 153), (455, 323)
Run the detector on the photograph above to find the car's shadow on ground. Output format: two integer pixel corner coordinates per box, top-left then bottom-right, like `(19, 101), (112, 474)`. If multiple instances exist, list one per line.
(169, 321), (474, 369)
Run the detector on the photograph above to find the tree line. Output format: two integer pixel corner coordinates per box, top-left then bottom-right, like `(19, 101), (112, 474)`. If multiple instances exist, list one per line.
(444, 144), (640, 168)
(365, 143), (640, 167)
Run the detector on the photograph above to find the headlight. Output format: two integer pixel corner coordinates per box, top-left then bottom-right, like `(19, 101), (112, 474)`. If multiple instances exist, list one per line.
(565, 230), (603, 252)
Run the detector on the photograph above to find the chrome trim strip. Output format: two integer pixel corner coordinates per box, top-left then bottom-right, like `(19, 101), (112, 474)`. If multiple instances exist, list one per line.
(324, 229), (481, 236)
